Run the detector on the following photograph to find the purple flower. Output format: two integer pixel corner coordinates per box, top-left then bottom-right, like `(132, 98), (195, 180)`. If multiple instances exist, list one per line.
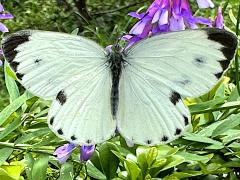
(196, 0), (214, 9)
(0, 3), (13, 33)
(80, 145), (95, 162)
(53, 143), (76, 164)
(123, 0), (212, 49)
(0, 3), (13, 56)
(214, 6), (224, 29)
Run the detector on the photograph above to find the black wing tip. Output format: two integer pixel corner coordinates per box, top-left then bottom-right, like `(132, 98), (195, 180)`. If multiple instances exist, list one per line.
(204, 28), (238, 60)
(1, 30), (32, 66)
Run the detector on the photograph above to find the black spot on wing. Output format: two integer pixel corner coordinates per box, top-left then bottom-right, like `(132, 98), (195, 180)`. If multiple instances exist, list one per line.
(193, 57), (206, 68)
(34, 59), (42, 64)
(215, 71), (223, 79)
(86, 139), (92, 144)
(16, 73), (24, 80)
(170, 91), (181, 105)
(2, 30), (31, 63)
(49, 117), (54, 125)
(183, 115), (189, 126)
(162, 136), (168, 142)
(56, 90), (67, 105)
(205, 28), (237, 60)
(146, 140), (152, 144)
(71, 135), (77, 140)
(175, 128), (182, 135)
(179, 79), (191, 86)
(57, 128), (63, 135)
(10, 61), (20, 72)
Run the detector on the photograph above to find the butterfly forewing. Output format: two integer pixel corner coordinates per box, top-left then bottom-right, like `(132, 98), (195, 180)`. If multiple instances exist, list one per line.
(117, 28), (237, 145)
(2, 30), (116, 145)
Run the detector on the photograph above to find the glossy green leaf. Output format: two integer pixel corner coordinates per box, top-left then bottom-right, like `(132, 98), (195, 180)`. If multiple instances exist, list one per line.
(160, 155), (185, 172)
(0, 148), (13, 166)
(58, 162), (74, 180)
(0, 92), (33, 126)
(183, 132), (223, 145)
(0, 116), (23, 140)
(4, 62), (20, 102)
(212, 114), (240, 137)
(0, 165), (22, 180)
(86, 162), (106, 180)
(24, 153), (34, 180)
(31, 154), (49, 180)
(124, 159), (141, 180)
(98, 142), (119, 179)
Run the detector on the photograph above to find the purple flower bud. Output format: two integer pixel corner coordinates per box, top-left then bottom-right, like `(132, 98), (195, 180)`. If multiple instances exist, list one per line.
(214, 6), (224, 29)
(53, 143), (76, 164)
(0, 13), (14, 19)
(196, 0), (214, 9)
(80, 145), (95, 162)
(0, 3), (13, 32)
(0, 22), (8, 32)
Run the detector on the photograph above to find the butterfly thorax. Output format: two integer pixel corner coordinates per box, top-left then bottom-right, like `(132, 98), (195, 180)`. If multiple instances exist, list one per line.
(108, 51), (124, 118)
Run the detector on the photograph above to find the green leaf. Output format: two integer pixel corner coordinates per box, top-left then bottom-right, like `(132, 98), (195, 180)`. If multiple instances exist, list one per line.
(31, 154), (49, 180)
(71, 28), (79, 35)
(160, 155), (185, 172)
(164, 171), (202, 179)
(188, 98), (226, 114)
(0, 92), (33, 126)
(189, 100), (240, 115)
(0, 165), (22, 180)
(98, 142), (119, 179)
(86, 162), (107, 180)
(176, 151), (213, 163)
(15, 128), (50, 144)
(0, 116), (23, 140)
(124, 159), (141, 180)
(183, 132), (223, 145)
(4, 62), (20, 102)
(24, 153), (34, 180)
(58, 162), (74, 180)
(212, 114), (240, 137)
(146, 147), (158, 167)
(0, 148), (13, 166)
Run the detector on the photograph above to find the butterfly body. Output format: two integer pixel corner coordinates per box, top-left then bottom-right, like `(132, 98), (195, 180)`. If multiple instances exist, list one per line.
(108, 51), (123, 118)
(1, 28), (238, 145)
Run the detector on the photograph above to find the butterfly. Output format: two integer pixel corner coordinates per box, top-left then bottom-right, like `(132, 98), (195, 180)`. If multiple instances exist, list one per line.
(1, 28), (238, 146)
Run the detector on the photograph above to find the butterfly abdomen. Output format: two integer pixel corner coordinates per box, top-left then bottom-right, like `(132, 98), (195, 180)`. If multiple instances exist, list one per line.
(109, 52), (123, 118)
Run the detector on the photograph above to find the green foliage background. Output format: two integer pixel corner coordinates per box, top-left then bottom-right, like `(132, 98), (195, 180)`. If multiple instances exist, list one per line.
(0, 0), (240, 179)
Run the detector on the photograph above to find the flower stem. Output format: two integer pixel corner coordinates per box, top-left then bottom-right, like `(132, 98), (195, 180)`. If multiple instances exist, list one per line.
(0, 141), (54, 155)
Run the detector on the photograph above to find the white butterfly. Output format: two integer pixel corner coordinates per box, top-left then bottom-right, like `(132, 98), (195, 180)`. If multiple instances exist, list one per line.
(1, 28), (237, 146)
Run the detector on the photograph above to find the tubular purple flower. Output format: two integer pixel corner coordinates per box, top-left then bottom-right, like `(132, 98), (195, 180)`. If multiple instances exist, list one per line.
(0, 3), (13, 56)
(196, 0), (214, 9)
(214, 6), (224, 29)
(0, 13), (14, 19)
(53, 143), (76, 164)
(80, 145), (95, 162)
(0, 22), (8, 32)
(0, 3), (13, 33)
(123, 0), (213, 49)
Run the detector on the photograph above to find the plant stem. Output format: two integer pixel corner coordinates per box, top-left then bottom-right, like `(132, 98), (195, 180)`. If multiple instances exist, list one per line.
(0, 142), (54, 155)
(235, 3), (240, 95)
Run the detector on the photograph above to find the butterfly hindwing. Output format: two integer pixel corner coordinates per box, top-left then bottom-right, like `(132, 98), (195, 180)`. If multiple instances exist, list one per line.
(2, 30), (116, 145)
(117, 28), (237, 145)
